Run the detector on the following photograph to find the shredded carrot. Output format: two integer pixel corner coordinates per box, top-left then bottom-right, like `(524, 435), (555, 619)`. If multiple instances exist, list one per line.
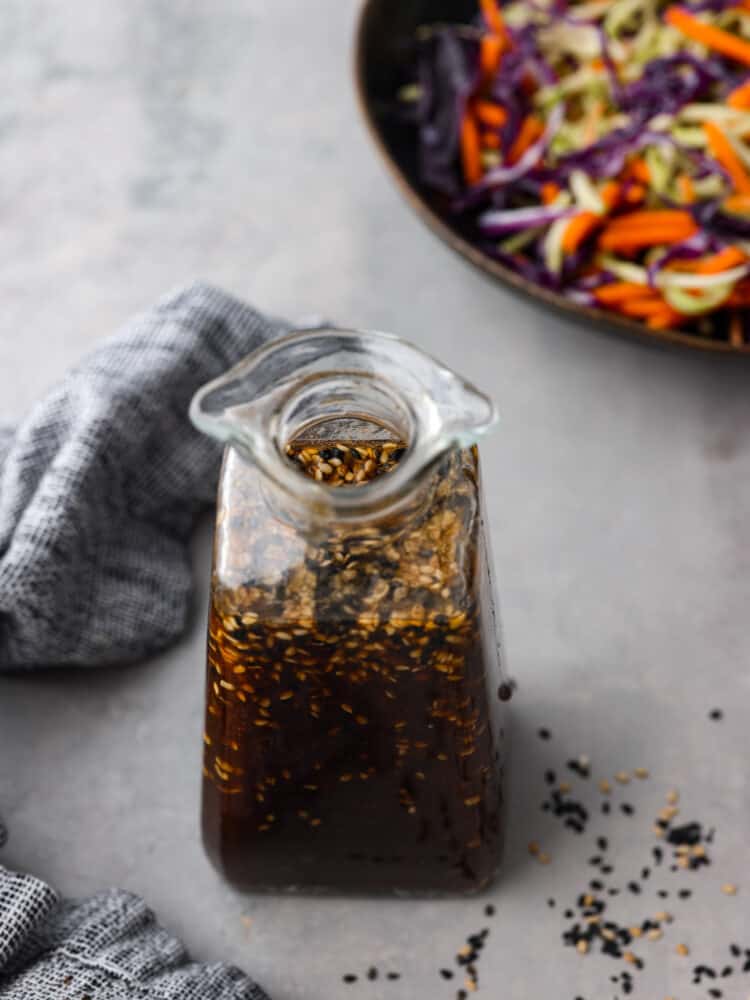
(541, 182), (561, 204)
(728, 77), (750, 109)
(562, 212), (599, 254)
(480, 0), (506, 39)
(482, 131), (502, 150)
(603, 210), (697, 230)
(622, 183), (646, 205)
(729, 309), (745, 346)
(598, 217), (699, 251)
(677, 174), (696, 204)
(665, 6), (750, 67)
(622, 158), (651, 184)
(475, 100), (508, 128)
(620, 297), (673, 319)
(590, 56), (605, 70)
(667, 246), (747, 274)
(480, 35), (504, 80)
(724, 193), (750, 213)
(460, 112), (483, 186)
(704, 121), (750, 194)
(593, 282), (655, 305)
(507, 115), (545, 165)
(646, 306), (685, 329)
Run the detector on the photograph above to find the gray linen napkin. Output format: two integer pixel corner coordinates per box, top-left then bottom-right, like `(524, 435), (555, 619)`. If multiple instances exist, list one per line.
(0, 283), (284, 997)
(0, 864), (268, 999)
(0, 282), (284, 669)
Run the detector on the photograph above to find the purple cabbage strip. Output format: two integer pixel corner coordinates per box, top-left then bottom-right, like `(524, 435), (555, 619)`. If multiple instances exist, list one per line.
(478, 203), (579, 234)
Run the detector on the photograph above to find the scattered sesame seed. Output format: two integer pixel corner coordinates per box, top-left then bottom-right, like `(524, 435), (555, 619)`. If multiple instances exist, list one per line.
(440, 969), (454, 979)
(538, 728), (551, 740)
(634, 768), (649, 779)
(666, 790), (679, 805)
(538, 852), (552, 865)
(528, 841), (540, 856)
(576, 939), (589, 955)
(615, 771), (630, 784)
(599, 779), (612, 794)
(343, 974), (358, 983)
(709, 709), (723, 720)
(484, 904), (495, 917)
(647, 929), (663, 941)
(721, 883), (737, 896)
(677, 943), (690, 956)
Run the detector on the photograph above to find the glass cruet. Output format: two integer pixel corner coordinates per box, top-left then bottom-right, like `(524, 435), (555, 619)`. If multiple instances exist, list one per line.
(190, 327), (511, 895)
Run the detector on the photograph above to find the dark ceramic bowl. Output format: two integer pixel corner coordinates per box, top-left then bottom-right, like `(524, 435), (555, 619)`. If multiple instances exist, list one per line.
(354, 0), (750, 356)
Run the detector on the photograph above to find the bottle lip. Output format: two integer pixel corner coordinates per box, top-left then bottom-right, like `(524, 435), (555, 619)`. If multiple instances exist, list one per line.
(190, 326), (497, 523)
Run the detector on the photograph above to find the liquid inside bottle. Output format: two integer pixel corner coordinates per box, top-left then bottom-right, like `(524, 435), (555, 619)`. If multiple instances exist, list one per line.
(201, 426), (508, 895)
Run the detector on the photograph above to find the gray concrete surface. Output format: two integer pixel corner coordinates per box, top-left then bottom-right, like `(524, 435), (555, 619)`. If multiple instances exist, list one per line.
(1, 2), (749, 998)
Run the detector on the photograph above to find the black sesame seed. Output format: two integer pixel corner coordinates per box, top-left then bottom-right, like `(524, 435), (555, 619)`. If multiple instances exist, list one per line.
(343, 974), (358, 983)
(565, 909), (574, 919)
(628, 881), (641, 894)
(597, 837), (608, 851)
(641, 867), (650, 879)
(538, 728), (551, 740)
(387, 973), (400, 981)
(608, 888), (620, 896)
(709, 708), (723, 720)
(720, 966), (733, 977)
(440, 969), (454, 980)
(484, 904), (495, 916)
(457, 991), (467, 1000)
(590, 880), (604, 891)
(367, 968), (378, 981)
(602, 802), (611, 815)
(548, 898), (556, 907)
(657, 890), (669, 898)
(678, 888), (692, 898)
(653, 846), (663, 864)
(730, 944), (741, 957)
(545, 769), (556, 785)
(588, 856), (602, 865)
(708, 990), (722, 998)
(601, 865), (614, 875)
(621, 803), (634, 816)
(667, 822), (702, 846)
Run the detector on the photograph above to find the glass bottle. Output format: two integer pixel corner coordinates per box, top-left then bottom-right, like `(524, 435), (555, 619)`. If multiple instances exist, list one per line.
(190, 327), (510, 895)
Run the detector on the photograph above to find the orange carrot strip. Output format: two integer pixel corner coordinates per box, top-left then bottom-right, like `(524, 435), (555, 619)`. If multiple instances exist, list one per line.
(480, 35), (504, 80)
(620, 298), (674, 319)
(724, 193), (750, 212)
(507, 115), (544, 165)
(475, 101), (508, 128)
(668, 246), (747, 274)
(594, 282), (656, 305)
(482, 131), (502, 150)
(541, 182), (561, 204)
(665, 6), (750, 67)
(460, 112), (483, 186)
(601, 181), (621, 209)
(604, 210), (695, 230)
(624, 183), (648, 205)
(728, 77), (750, 109)
(562, 212), (599, 253)
(677, 174), (696, 203)
(561, 183), (623, 254)
(622, 158), (651, 184)
(729, 309), (744, 346)
(647, 307), (685, 329)
(599, 222), (699, 251)
(704, 121), (750, 194)
(480, 0), (506, 38)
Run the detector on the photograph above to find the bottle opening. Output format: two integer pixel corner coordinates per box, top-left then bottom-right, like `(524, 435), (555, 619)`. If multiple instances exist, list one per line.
(277, 373), (411, 489)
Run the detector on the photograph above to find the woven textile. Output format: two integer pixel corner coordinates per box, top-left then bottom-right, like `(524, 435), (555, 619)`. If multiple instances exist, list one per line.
(0, 283), (285, 669)
(0, 865), (269, 999)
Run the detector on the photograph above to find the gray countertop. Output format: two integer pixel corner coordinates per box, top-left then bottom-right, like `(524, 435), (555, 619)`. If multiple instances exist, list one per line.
(1, 2), (749, 998)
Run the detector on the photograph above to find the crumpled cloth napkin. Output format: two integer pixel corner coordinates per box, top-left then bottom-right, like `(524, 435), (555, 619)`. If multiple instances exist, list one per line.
(0, 283), (288, 997)
(0, 282), (284, 669)
(0, 864), (268, 999)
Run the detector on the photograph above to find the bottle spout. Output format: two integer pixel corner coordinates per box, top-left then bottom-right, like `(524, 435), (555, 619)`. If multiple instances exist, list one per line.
(189, 327), (498, 523)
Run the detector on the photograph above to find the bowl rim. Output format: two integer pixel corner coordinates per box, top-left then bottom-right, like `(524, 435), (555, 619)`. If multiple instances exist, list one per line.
(352, 0), (750, 358)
